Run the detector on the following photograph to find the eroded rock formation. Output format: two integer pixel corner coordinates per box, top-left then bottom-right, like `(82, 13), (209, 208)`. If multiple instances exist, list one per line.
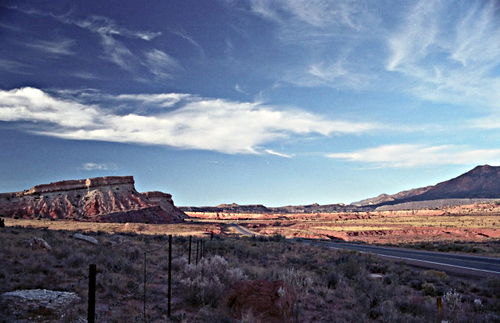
(0, 176), (185, 223)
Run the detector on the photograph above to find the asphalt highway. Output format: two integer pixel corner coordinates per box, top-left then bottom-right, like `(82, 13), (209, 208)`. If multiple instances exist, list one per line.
(228, 223), (500, 276)
(229, 223), (255, 236)
(304, 240), (500, 277)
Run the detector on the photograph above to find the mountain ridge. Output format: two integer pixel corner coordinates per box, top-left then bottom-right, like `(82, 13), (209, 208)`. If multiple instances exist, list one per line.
(356, 165), (500, 207)
(182, 165), (500, 213)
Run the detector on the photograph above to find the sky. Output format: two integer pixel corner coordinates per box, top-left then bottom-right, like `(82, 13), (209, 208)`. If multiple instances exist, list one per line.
(0, 0), (499, 206)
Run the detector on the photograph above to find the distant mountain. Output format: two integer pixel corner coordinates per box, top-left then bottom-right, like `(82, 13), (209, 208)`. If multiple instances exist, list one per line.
(182, 165), (500, 214)
(354, 165), (500, 207)
(351, 186), (433, 206)
(181, 203), (366, 214)
(181, 204), (271, 213)
(0, 176), (186, 223)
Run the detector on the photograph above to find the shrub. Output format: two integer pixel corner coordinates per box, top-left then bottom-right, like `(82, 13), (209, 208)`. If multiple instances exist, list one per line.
(338, 257), (364, 280)
(422, 282), (438, 296)
(179, 255), (247, 307)
(422, 270), (448, 282)
(326, 271), (339, 289)
(277, 267), (314, 296)
(443, 289), (462, 311)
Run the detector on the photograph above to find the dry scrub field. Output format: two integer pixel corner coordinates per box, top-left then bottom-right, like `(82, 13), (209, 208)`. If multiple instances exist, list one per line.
(186, 203), (500, 250)
(1, 225), (499, 322)
(3, 218), (222, 237)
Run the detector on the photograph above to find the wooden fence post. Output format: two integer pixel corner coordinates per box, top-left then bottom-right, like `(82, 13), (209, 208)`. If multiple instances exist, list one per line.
(436, 296), (443, 322)
(168, 235), (172, 318)
(88, 264), (96, 323)
(143, 252), (147, 322)
(188, 236), (192, 265)
(195, 239), (199, 265)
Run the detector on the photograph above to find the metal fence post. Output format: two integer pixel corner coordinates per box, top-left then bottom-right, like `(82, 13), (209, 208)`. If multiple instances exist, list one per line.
(88, 264), (96, 323)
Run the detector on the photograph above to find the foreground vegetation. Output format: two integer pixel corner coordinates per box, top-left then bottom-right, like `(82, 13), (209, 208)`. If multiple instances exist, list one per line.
(1, 224), (499, 322)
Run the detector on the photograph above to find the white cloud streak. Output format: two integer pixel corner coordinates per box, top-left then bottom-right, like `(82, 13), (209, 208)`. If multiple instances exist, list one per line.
(301, 59), (372, 89)
(327, 144), (500, 168)
(70, 15), (161, 41)
(0, 87), (378, 154)
(169, 28), (205, 57)
(81, 162), (117, 171)
(114, 93), (189, 108)
(264, 149), (292, 158)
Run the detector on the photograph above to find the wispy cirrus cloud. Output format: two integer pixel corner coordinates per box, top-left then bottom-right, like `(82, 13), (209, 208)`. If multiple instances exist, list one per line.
(8, 6), (179, 77)
(143, 49), (183, 78)
(249, 0), (368, 30)
(0, 87), (379, 154)
(169, 28), (205, 58)
(0, 58), (31, 74)
(69, 15), (161, 41)
(292, 58), (373, 89)
(25, 38), (75, 56)
(386, 0), (500, 110)
(241, 0), (379, 91)
(327, 144), (500, 168)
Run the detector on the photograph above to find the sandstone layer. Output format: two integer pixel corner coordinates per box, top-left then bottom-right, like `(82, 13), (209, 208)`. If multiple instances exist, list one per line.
(0, 176), (185, 223)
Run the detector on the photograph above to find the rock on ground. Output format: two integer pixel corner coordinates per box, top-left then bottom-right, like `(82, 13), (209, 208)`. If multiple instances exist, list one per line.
(28, 237), (52, 251)
(73, 233), (98, 245)
(0, 289), (80, 322)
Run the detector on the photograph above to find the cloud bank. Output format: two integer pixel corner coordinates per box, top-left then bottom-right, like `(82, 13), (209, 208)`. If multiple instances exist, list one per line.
(0, 87), (378, 154)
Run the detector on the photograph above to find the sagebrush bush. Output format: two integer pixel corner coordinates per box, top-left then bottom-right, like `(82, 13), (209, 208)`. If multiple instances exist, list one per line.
(422, 282), (438, 296)
(277, 267), (314, 295)
(179, 255), (247, 307)
(444, 289), (463, 311)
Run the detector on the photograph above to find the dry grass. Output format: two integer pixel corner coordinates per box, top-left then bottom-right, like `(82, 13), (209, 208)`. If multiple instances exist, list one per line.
(4, 218), (220, 237)
(1, 224), (499, 322)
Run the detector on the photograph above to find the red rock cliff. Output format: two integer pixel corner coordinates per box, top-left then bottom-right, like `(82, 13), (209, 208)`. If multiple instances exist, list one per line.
(0, 176), (186, 223)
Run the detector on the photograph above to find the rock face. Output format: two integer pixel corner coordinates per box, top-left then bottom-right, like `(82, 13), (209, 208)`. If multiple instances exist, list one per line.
(0, 289), (80, 321)
(0, 176), (185, 223)
(143, 191), (188, 219)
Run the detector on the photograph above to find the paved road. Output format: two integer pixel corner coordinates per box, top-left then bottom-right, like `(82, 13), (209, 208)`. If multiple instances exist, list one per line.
(229, 223), (256, 236)
(301, 240), (500, 277)
(229, 224), (500, 276)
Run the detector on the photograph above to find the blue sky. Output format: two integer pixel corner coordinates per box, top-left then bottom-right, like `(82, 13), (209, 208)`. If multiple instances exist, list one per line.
(0, 0), (499, 206)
